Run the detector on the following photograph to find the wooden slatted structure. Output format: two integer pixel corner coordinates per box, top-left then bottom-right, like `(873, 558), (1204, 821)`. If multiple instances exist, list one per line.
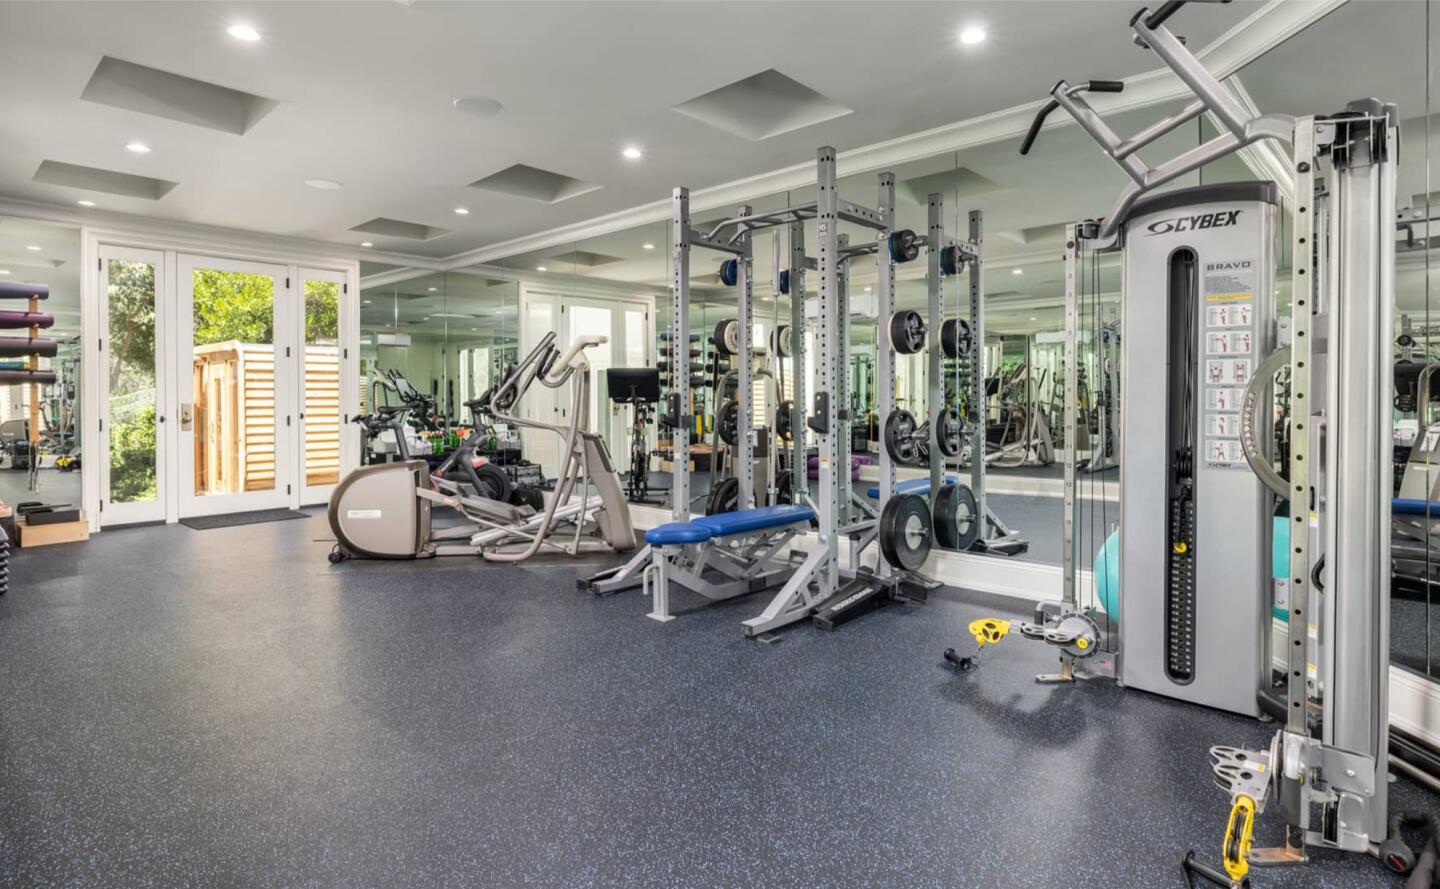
(192, 342), (341, 494)
(303, 347), (340, 486)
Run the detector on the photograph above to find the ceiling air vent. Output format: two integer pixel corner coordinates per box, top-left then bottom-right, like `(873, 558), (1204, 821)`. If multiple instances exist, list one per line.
(468, 164), (600, 204)
(673, 69), (852, 141)
(81, 56), (277, 136)
(33, 160), (178, 200)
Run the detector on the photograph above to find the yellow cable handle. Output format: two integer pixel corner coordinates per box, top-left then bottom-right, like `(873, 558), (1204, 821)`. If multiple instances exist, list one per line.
(969, 618), (1010, 649)
(1223, 795), (1256, 882)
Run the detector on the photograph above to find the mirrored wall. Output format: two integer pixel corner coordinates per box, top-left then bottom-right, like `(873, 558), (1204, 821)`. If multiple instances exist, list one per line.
(364, 1), (1439, 677)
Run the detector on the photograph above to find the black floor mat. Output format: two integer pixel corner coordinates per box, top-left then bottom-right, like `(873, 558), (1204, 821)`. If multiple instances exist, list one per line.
(180, 509), (310, 530)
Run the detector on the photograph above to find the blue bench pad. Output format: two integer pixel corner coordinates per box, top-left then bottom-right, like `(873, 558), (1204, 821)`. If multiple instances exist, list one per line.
(693, 505), (816, 536)
(1394, 498), (1440, 516)
(865, 475), (958, 499)
(645, 522), (713, 545)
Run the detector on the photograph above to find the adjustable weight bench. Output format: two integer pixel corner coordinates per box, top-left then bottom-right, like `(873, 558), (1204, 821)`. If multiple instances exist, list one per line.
(640, 505), (816, 622)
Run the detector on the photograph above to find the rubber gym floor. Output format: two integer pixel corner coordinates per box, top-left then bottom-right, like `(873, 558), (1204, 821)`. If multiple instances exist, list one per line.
(1, 512), (1434, 887)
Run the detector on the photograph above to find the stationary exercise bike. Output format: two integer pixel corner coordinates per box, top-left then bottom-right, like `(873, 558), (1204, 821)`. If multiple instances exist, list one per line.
(327, 332), (635, 563)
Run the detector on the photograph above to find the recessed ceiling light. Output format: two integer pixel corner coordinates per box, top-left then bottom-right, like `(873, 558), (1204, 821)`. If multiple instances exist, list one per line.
(423, 316), (430, 321)
(454, 207), (470, 215)
(76, 200), (96, 207)
(622, 146), (643, 160)
(360, 241), (373, 248)
(363, 300), (372, 305)
(536, 266), (547, 272)
(864, 286), (872, 292)
(304, 178), (343, 190)
(453, 95), (503, 117)
(24, 245), (41, 252)
(0, 270), (9, 276)
(227, 23), (262, 42)
(959, 26), (987, 45)
(1012, 268), (1023, 275)
(494, 310), (502, 315)
(642, 243), (655, 250)
(428, 287), (437, 292)
(125, 142), (151, 154)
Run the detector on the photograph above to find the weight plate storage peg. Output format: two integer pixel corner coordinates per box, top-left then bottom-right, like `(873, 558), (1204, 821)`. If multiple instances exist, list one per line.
(883, 409), (919, 464)
(936, 406), (964, 457)
(933, 483), (979, 551)
(719, 258), (739, 287)
(888, 310), (926, 355)
(888, 229), (920, 264)
(879, 493), (933, 572)
(718, 400), (741, 446)
(713, 318), (740, 356)
(941, 318), (973, 359)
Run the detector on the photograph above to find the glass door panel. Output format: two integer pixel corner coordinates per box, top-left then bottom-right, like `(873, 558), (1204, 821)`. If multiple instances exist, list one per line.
(299, 268), (343, 503)
(98, 247), (166, 525)
(564, 300), (615, 453)
(177, 255), (291, 517)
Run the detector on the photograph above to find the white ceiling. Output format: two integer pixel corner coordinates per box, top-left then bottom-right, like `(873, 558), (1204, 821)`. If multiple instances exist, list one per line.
(0, 0), (1256, 261)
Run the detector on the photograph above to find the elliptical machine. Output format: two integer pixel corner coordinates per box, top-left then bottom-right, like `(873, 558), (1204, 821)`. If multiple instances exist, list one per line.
(327, 332), (635, 563)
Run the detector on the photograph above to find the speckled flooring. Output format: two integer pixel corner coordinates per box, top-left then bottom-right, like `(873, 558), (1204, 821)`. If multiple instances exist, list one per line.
(0, 513), (1435, 888)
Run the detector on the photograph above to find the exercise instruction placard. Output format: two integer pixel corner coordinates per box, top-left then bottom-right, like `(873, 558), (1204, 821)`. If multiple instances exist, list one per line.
(1202, 259), (1255, 470)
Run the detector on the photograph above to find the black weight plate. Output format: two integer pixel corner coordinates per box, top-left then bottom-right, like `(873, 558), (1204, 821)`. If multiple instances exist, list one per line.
(934, 483), (979, 551)
(778, 269), (791, 295)
(883, 410), (918, 464)
(941, 318), (973, 359)
(888, 229), (920, 264)
(879, 493), (933, 572)
(888, 310), (926, 355)
(706, 477), (740, 515)
(511, 485), (546, 511)
(775, 400), (794, 441)
(936, 406), (963, 457)
(719, 400), (741, 446)
(775, 470), (794, 505)
(713, 319), (740, 356)
(719, 258), (739, 287)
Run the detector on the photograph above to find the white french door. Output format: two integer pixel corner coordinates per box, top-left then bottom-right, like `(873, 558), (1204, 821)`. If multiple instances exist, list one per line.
(296, 267), (346, 504)
(174, 255), (293, 518)
(97, 247), (167, 526)
(518, 289), (652, 476)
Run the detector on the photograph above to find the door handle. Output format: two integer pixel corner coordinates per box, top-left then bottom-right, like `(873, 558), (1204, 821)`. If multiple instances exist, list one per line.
(180, 403), (194, 431)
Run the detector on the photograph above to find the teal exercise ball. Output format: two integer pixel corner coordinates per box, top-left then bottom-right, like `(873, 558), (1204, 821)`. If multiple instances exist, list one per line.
(1094, 530), (1120, 618)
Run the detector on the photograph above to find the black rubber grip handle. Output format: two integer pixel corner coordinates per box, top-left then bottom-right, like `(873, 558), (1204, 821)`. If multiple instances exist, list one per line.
(1137, 0), (1231, 31)
(1019, 98), (1060, 156)
(1020, 81), (1124, 155)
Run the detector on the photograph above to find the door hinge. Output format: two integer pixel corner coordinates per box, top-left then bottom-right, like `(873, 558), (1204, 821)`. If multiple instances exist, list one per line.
(343, 283), (348, 294)
(287, 484), (292, 495)
(99, 499), (104, 512)
(98, 337), (104, 352)
(343, 348), (348, 359)
(98, 418), (103, 432)
(286, 415), (292, 427)
(286, 276), (291, 288)
(97, 258), (102, 271)
(285, 346), (291, 358)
